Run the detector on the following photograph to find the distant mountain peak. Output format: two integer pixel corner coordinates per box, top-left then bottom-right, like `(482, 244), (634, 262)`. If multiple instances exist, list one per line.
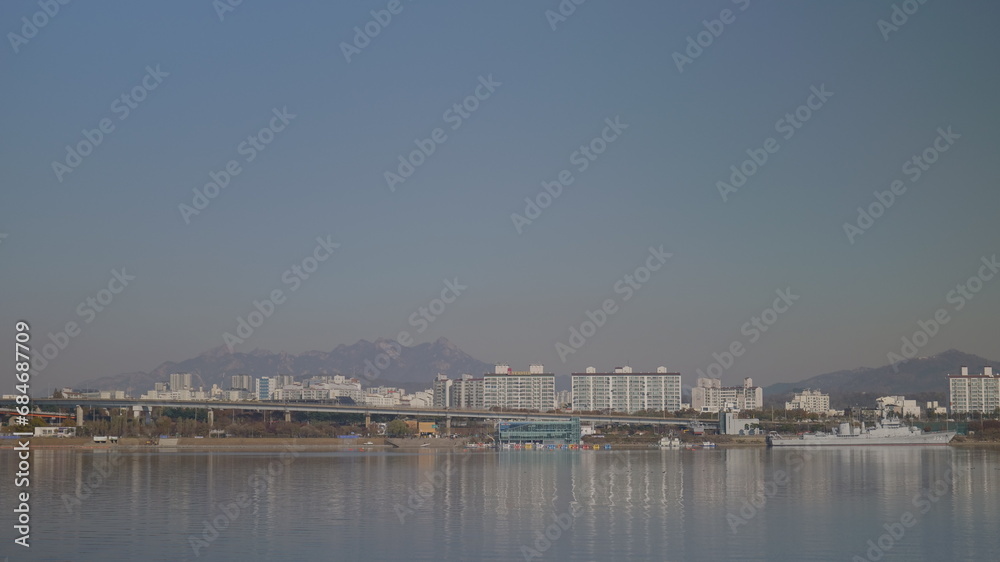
(76, 337), (494, 393)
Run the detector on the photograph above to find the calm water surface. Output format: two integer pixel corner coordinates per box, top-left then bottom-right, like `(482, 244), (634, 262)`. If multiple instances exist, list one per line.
(2, 447), (999, 561)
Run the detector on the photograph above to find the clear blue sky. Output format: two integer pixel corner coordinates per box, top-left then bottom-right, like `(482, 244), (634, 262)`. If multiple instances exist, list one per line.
(2, 1), (998, 391)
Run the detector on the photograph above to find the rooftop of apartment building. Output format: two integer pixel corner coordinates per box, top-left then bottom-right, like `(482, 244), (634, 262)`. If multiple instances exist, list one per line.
(947, 365), (995, 378)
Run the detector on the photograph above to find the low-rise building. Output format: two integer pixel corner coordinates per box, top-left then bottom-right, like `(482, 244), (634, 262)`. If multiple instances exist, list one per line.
(719, 412), (761, 435)
(926, 401), (948, 415)
(876, 395), (921, 418)
(497, 418), (581, 447)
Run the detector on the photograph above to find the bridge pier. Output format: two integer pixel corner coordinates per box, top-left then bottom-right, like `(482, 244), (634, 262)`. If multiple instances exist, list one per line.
(76, 405), (84, 427)
(365, 411), (371, 428)
(445, 415), (452, 434)
(284, 410), (291, 423)
(207, 409), (214, 427)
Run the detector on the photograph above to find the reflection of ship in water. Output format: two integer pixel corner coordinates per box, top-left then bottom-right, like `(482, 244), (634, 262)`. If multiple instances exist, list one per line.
(767, 416), (955, 447)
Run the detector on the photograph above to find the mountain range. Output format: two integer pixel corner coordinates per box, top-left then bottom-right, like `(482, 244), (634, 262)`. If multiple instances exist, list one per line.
(763, 349), (998, 409)
(77, 337), (493, 394)
(76, 340), (996, 406)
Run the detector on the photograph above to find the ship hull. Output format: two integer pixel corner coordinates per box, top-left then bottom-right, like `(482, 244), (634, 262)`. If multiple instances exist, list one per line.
(767, 431), (956, 447)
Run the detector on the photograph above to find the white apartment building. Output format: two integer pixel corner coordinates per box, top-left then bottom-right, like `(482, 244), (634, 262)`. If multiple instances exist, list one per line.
(169, 373), (193, 391)
(949, 366), (999, 414)
(785, 389), (830, 414)
(571, 366), (682, 414)
(230, 374), (253, 391)
(432, 374), (452, 409)
(484, 364), (556, 412)
(691, 377), (763, 413)
(451, 374), (485, 409)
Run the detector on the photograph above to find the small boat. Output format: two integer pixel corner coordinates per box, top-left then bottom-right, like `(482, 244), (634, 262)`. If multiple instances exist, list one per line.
(420, 443), (430, 447)
(363, 441), (374, 445)
(658, 436), (681, 448)
(701, 441), (716, 448)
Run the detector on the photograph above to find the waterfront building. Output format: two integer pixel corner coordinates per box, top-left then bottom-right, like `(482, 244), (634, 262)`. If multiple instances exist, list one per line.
(719, 412), (761, 435)
(948, 365), (999, 414)
(785, 389), (830, 414)
(571, 366), (681, 414)
(34, 427), (77, 437)
(496, 418), (581, 447)
(484, 364), (556, 412)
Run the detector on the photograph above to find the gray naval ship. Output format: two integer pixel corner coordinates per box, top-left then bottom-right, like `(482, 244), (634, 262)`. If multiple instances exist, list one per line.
(767, 416), (956, 447)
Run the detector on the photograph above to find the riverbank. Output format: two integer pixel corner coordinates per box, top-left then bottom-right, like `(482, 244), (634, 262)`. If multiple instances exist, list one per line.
(4, 435), (997, 450)
(0, 436), (462, 451)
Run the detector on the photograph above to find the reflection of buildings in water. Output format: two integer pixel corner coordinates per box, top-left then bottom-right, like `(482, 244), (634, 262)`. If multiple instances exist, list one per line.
(564, 452), (690, 557)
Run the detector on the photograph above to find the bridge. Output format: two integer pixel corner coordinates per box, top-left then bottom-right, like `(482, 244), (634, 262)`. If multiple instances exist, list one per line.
(2, 398), (715, 431)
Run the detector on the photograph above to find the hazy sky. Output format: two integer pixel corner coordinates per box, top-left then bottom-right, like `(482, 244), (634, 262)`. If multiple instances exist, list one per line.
(2, 1), (998, 392)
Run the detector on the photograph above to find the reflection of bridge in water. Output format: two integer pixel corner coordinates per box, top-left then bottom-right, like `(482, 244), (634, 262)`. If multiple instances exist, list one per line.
(4, 399), (716, 431)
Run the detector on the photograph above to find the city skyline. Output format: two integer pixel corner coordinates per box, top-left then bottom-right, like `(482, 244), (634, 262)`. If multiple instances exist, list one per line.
(3, 2), (999, 392)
